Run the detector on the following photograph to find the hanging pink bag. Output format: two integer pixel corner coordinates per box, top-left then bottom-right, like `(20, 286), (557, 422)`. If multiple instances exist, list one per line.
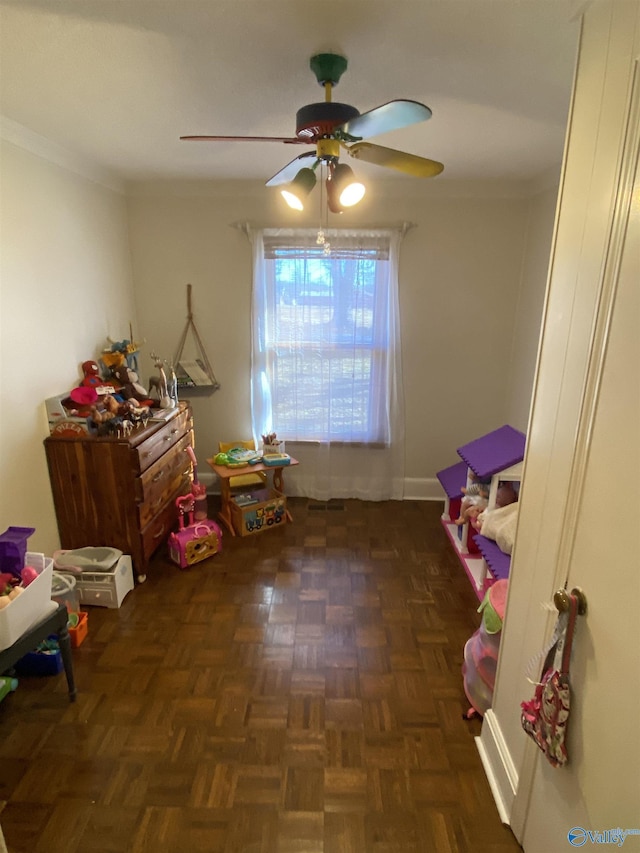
(520, 592), (579, 767)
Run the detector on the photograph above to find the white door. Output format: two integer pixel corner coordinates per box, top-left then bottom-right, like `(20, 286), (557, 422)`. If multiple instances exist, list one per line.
(514, 2), (640, 849)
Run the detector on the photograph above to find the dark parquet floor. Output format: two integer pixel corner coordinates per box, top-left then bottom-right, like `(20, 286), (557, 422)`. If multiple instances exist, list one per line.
(0, 498), (522, 853)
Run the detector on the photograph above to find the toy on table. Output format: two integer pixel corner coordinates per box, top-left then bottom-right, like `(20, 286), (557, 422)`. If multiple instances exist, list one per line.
(214, 447), (263, 468)
(262, 453), (291, 467)
(0, 526), (35, 580)
(168, 493), (222, 569)
(261, 432), (285, 456)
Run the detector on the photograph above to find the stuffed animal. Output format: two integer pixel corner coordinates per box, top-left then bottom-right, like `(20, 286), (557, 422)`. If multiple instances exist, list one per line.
(112, 365), (149, 403)
(81, 360), (103, 388)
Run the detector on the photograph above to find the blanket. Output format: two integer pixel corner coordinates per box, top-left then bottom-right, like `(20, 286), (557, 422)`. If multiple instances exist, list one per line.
(478, 502), (519, 554)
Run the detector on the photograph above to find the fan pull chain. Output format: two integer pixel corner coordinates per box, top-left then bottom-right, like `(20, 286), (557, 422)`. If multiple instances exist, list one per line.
(316, 163), (331, 255)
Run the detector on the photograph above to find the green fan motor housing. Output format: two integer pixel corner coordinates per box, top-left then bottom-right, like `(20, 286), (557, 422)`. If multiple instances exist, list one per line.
(310, 53), (348, 87)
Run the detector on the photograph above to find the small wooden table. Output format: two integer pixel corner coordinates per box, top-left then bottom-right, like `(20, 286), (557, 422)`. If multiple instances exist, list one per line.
(206, 456), (299, 536)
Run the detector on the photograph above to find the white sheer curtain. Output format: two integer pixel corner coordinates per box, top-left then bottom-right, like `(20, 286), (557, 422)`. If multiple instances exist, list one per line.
(248, 226), (406, 501)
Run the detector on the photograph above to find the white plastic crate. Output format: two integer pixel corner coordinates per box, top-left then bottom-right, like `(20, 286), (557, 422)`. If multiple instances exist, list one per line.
(0, 552), (54, 652)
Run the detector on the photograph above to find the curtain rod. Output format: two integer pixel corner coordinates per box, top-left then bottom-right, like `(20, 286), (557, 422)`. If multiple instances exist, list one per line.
(230, 221), (417, 237)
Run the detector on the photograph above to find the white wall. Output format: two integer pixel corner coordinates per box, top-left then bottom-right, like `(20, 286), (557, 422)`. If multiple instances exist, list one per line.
(0, 139), (137, 556)
(505, 180), (561, 432)
(127, 179), (534, 495)
(0, 127), (557, 561)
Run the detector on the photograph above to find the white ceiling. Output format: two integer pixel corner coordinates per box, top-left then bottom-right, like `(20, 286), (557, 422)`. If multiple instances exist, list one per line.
(0, 0), (580, 186)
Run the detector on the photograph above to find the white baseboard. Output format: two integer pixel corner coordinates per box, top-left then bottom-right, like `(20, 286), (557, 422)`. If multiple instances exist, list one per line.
(476, 709), (519, 825)
(402, 477), (443, 501)
(199, 472), (443, 501)
(200, 471), (217, 491)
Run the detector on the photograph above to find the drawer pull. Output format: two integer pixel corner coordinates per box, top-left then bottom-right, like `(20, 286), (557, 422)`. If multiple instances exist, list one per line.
(152, 471), (164, 482)
(153, 525), (166, 540)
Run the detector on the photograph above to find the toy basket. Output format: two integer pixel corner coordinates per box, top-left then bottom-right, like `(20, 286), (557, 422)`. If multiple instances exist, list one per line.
(0, 552), (54, 652)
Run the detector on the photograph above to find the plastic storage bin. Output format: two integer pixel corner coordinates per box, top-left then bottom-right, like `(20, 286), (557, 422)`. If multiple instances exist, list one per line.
(51, 571), (80, 614)
(230, 489), (287, 536)
(462, 579), (508, 717)
(69, 611), (88, 647)
(0, 553), (54, 652)
(14, 641), (63, 676)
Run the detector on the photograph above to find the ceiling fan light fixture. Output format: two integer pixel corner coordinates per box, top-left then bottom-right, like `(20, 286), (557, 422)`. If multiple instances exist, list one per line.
(281, 167), (317, 210)
(331, 163), (365, 207)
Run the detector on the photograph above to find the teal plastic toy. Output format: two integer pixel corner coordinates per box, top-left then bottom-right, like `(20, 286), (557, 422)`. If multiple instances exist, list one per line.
(0, 676), (18, 704)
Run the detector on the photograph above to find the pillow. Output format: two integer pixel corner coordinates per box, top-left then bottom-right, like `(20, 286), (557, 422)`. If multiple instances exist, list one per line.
(478, 502), (519, 554)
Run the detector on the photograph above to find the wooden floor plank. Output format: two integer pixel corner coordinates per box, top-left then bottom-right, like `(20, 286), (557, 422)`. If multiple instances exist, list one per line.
(0, 498), (522, 852)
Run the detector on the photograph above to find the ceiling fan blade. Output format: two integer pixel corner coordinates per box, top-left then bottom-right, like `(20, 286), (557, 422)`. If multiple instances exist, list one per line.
(265, 151), (318, 186)
(180, 135), (304, 144)
(336, 100), (432, 141)
(346, 142), (444, 178)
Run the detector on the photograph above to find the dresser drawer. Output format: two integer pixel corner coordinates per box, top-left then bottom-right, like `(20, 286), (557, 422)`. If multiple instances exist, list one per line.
(140, 481), (188, 564)
(135, 410), (193, 474)
(137, 432), (193, 505)
(138, 468), (192, 529)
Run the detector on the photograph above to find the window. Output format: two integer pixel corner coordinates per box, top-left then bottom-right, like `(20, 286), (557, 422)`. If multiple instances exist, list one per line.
(251, 229), (400, 445)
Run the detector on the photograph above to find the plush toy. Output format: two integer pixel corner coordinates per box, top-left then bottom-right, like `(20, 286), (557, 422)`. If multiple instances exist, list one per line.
(112, 365), (149, 403)
(81, 360), (103, 388)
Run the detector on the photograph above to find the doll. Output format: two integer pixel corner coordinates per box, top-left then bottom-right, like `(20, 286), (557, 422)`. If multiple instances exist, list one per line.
(455, 475), (490, 526)
(455, 490), (489, 525)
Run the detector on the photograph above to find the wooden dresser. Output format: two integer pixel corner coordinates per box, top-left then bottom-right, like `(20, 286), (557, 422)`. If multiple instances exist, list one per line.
(44, 403), (194, 581)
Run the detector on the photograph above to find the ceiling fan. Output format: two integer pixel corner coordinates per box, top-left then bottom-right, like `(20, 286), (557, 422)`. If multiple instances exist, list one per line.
(181, 53), (444, 213)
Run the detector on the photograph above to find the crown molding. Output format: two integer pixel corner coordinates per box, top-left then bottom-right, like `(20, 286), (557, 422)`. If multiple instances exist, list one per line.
(0, 115), (124, 194)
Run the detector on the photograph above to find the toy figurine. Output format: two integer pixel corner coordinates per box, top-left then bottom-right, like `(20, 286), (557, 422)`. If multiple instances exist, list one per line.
(149, 352), (174, 408)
